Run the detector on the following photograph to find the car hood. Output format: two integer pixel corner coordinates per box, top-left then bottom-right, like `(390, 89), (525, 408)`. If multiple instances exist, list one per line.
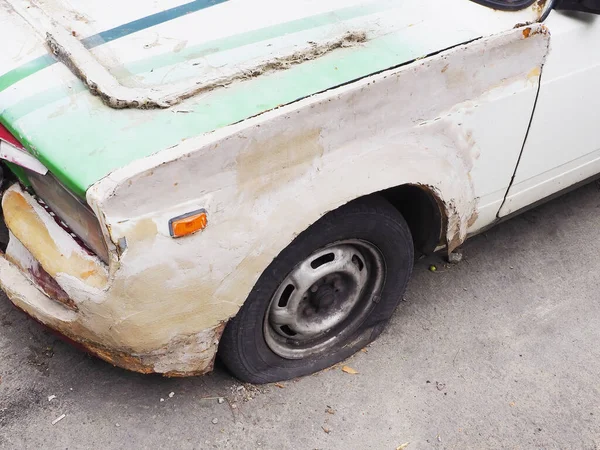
(0, 0), (539, 197)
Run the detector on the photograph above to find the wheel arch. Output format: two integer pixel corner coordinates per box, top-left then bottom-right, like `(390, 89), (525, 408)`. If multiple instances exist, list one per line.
(378, 184), (446, 256)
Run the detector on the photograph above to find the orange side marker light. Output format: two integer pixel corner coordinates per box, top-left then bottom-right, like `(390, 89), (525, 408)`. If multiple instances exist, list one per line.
(169, 209), (208, 238)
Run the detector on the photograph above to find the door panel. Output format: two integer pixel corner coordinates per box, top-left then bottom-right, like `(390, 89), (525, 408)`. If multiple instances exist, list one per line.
(499, 11), (600, 216)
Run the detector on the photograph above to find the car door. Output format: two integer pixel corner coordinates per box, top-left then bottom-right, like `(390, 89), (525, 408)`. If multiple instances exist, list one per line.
(499, 10), (600, 216)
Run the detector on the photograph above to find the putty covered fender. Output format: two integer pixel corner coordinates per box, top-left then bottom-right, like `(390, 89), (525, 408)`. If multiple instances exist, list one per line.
(69, 26), (551, 374)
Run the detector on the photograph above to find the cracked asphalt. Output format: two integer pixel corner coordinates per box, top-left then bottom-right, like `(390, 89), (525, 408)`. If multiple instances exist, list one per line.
(1, 182), (600, 449)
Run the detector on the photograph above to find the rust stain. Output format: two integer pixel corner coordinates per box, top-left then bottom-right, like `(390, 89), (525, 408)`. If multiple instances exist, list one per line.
(79, 269), (96, 279)
(9, 293), (225, 376)
(467, 210), (479, 229)
(3, 190), (108, 288)
(85, 322), (226, 375)
(442, 200), (471, 254)
(3, 250), (77, 310)
(85, 343), (155, 374)
(163, 369), (211, 377)
(514, 22), (532, 29)
(527, 67), (541, 82)
(30, 264), (77, 310)
(533, 0), (547, 13)
(2, 222), (227, 375)
(447, 231), (463, 254)
(441, 64), (449, 73)
(127, 218), (158, 242)
(237, 128), (323, 196)
(519, 24), (549, 37)
(447, 208), (479, 253)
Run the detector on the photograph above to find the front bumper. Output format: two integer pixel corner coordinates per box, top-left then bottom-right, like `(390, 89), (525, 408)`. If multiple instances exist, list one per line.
(0, 183), (224, 376)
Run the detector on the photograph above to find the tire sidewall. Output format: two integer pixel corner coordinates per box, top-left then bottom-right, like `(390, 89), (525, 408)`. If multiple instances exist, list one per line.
(224, 197), (414, 383)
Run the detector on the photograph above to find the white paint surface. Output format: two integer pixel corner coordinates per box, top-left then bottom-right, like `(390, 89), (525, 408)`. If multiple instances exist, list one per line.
(500, 11), (600, 216)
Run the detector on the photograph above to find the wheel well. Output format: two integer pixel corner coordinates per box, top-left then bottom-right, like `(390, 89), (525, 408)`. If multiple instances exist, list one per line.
(378, 184), (444, 255)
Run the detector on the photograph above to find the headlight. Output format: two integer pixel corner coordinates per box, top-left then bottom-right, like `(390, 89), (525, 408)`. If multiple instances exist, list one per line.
(26, 171), (109, 263)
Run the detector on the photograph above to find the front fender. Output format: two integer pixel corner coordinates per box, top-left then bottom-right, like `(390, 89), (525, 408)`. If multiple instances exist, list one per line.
(85, 25), (549, 369)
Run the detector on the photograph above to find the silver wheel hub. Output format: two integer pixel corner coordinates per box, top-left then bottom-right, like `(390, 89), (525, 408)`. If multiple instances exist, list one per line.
(264, 240), (385, 359)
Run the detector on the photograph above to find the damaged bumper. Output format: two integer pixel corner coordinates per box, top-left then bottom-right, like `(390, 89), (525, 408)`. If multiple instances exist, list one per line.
(0, 183), (223, 376)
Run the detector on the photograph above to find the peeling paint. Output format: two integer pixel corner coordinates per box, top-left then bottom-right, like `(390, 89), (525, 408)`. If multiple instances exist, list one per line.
(0, 234), (225, 374)
(46, 29), (368, 110)
(0, 184), (231, 373)
(4, 232), (75, 310)
(2, 186), (108, 288)
(83, 322), (225, 376)
(236, 128), (324, 197)
(533, 0), (548, 14)
(528, 66), (542, 81)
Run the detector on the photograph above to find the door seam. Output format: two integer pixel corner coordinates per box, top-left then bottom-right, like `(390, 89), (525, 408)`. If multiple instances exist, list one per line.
(497, 43), (549, 217)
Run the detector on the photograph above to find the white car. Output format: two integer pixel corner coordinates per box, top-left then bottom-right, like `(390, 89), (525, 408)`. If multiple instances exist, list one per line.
(0, 0), (598, 382)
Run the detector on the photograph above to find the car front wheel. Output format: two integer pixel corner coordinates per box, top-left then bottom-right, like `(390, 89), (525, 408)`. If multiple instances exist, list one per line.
(219, 195), (414, 383)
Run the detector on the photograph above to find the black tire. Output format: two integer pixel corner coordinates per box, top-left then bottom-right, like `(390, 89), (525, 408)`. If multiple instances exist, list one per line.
(219, 195), (414, 383)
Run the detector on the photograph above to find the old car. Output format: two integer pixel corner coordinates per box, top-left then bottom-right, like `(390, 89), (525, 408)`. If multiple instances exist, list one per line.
(0, 0), (598, 383)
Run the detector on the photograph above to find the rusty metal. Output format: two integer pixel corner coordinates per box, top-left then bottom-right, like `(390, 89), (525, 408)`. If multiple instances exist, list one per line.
(539, 0), (555, 21)
(28, 264), (77, 311)
(9, 294), (226, 376)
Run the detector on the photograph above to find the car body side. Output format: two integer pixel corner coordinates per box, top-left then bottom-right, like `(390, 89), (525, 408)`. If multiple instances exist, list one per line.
(0, 0), (553, 374)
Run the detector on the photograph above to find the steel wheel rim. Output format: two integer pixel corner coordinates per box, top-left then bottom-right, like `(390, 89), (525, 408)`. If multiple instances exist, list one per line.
(264, 239), (385, 359)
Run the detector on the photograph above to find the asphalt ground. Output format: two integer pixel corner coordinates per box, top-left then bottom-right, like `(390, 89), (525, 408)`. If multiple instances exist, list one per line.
(1, 182), (600, 449)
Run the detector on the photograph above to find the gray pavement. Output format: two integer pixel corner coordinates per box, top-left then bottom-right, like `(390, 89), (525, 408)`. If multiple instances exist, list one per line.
(2, 182), (600, 449)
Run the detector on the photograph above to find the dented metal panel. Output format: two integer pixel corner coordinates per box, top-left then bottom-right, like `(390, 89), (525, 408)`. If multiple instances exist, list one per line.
(0, 186), (223, 374)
